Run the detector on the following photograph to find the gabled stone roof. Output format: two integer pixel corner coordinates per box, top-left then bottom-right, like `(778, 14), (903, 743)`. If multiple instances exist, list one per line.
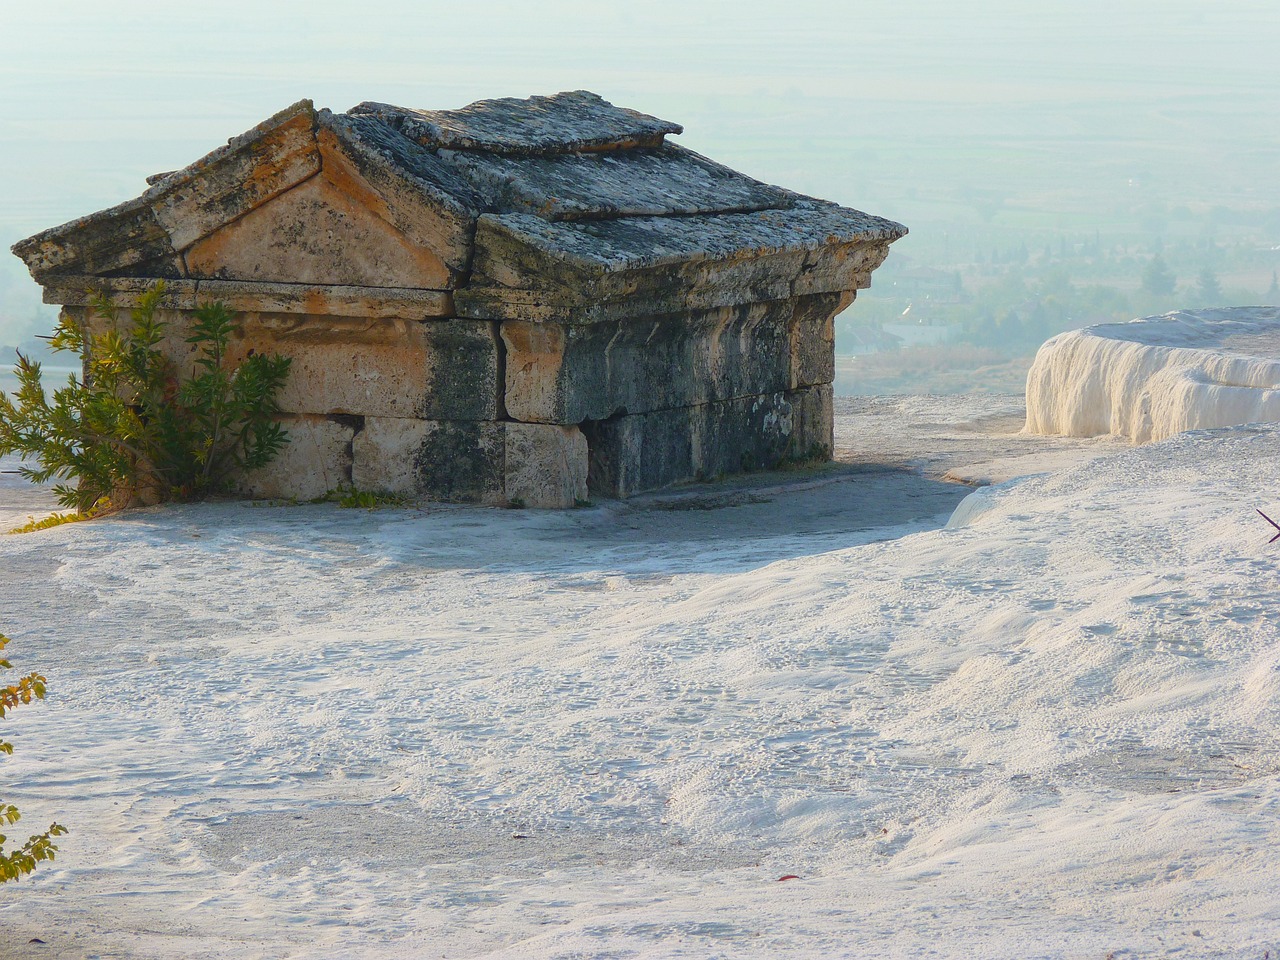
(12, 90), (907, 317)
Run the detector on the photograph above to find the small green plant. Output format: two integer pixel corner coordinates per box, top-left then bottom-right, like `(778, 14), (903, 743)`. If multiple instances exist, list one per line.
(308, 486), (408, 509)
(0, 632), (65, 882)
(0, 282), (291, 512)
(336, 487), (406, 509)
(7, 509), (99, 536)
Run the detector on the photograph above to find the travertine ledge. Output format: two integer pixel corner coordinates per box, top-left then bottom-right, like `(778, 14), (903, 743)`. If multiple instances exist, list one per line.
(1025, 307), (1280, 443)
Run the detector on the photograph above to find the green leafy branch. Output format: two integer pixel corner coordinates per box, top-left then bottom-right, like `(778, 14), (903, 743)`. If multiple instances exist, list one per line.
(0, 632), (66, 883)
(0, 282), (291, 514)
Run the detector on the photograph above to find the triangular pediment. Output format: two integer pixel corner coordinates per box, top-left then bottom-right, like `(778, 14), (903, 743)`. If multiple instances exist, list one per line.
(184, 174), (452, 288)
(13, 102), (477, 290)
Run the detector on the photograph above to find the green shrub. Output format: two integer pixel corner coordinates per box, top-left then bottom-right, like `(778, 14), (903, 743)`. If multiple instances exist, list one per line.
(0, 282), (291, 513)
(0, 632), (65, 882)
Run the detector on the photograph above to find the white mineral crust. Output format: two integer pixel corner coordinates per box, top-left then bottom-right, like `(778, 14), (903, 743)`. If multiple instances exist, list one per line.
(1025, 306), (1280, 442)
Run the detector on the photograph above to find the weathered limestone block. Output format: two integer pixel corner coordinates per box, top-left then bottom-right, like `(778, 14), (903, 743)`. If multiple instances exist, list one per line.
(790, 291), (853, 389)
(504, 423), (588, 507)
(353, 418), (588, 508)
(582, 384), (833, 498)
(501, 302), (789, 423)
(185, 175), (451, 288)
(11, 203), (182, 282)
(459, 218), (795, 322)
(80, 305), (499, 421)
(792, 240), (893, 298)
(354, 418), (504, 504)
(353, 417), (440, 495)
(47, 280), (200, 311)
(793, 383), (835, 454)
(501, 293), (848, 423)
(186, 280), (453, 320)
(222, 316), (499, 421)
(236, 414), (355, 501)
(434, 143), (794, 222)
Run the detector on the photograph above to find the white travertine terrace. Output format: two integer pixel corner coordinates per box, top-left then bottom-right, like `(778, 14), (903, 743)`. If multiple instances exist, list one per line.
(1025, 306), (1280, 442)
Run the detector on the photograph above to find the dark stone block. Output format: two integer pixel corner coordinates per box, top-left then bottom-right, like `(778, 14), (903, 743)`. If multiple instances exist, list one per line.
(583, 384), (833, 498)
(421, 322), (501, 421)
(502, 294), (849, 423)
(411, 421), (505, 502)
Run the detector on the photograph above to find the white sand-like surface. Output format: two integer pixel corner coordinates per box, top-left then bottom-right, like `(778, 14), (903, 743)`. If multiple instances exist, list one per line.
(1026, 306), (1280, 442)
(0, 455), (69, 532)
(0, 397), (1277, 959)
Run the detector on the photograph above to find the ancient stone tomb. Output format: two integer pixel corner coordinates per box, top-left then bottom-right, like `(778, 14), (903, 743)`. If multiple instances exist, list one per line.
(13, 91), (905, 506)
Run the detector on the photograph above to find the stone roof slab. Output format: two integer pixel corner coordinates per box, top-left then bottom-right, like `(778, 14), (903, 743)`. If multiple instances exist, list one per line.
(434, 143), (796, 222)
(349, 90), (682, 155)
(456, 203), (906, 322)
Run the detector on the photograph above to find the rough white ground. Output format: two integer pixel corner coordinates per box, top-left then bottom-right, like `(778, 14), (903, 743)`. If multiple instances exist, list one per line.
(1, 398), (1278, 959)
(1025, 306), (1280, 442)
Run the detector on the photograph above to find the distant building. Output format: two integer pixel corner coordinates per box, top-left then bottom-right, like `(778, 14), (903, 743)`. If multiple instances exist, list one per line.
(13, 92), (904, 505)
(889, 266), (965, 304)
(882, 314), (960, 348)
(842, 325), (905, 356)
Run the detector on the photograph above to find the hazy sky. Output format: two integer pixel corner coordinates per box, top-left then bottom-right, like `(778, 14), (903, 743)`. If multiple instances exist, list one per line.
(2, 0), (1278, 344)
